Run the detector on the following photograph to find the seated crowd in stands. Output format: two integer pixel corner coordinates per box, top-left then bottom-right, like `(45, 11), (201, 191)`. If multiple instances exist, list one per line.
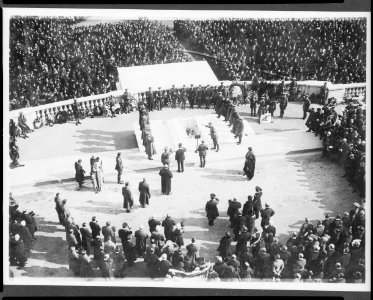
(305, 98), (366, 199)
(174, 18), (367, 83)
(9, 17), (191, 110)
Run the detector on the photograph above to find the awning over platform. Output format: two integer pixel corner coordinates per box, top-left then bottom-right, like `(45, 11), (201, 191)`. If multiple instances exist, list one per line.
(117, 61), (219, 95)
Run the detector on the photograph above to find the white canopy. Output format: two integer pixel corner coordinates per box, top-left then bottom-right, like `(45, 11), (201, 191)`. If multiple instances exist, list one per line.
(117, 61), (219, 95)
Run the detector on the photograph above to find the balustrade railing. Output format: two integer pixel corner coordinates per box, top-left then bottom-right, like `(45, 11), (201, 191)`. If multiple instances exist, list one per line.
(8, 80), (366, 124)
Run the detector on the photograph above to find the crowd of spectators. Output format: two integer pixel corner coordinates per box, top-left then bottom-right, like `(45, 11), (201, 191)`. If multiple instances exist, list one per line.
(174, 18), (367, 83)
(9, 17), (191, 110)
(305, 98), (366, 199)
(9, 193), (37, 267)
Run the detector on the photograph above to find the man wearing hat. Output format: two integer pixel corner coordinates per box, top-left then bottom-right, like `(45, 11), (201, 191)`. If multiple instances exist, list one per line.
(74, 159), (86, 188)
(249, 91), (258, 117)
(9, 234), (27, 267)
(158, 253), (173, 277)
(205, 122), (219, 152)
(122, 182), (134, 213)
(175, 143), (187, 172)
(205, 193), (220, 226)
(243, 147), (256, 180)
(257, 95), (266, 124)
(195, 140), (209, 168)
(279, 90), (288, 119)
(115, 152), (124, 184)
(102, 221), (116, 243)
(180, 85), (187, 110)
(159, 164), (173, 195)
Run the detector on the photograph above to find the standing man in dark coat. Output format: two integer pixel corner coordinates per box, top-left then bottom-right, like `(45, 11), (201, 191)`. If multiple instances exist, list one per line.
(302, 95), (311, 120)
(115, 152), (124, 184)
(217, 232), (233, 260)
(122, 182), (134, 213)
(138, 178), (151, 207)
(175, 143), (187, 172)
(253, 186), (263, 219)
(260, 203), (275, 230)
(80, 222), (93, 255)
(135, 225), (149, 257)
(227, 198), (242, 228)
(159, 165), (173, 195)
(102, 221), (116, 243)
(54, 193), (64, 225)
(122, 236), (137, 267)
(89, 216), (101, 238)
(75, 159), (85, 188)
(162, 214), (176, 241)
(243, 147), (256, 180)
(148, 215), (161, 234)
(232, 212), (247, 241)
(195, 140), (209, 168)
(118, 222), (132, 247)
(161, 147), (173, 166)
(205, 193), (220, 226)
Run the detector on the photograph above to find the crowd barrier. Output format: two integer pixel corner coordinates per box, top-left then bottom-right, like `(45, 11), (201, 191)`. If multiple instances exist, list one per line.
(8, 80), (366, 124)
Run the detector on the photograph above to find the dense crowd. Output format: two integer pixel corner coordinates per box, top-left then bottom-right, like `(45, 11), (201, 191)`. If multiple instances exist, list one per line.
(10, 183), (365, 282)
(9, 193), (37, 267)
(174, 18), (367, 83)
(305, 98), (366, 199)
(9, 17), (191, 110)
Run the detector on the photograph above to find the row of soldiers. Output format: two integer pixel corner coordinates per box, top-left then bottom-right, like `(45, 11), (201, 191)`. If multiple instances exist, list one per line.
(215, 93), (245, 144)
(9, 194), (37, 267)
(138, 102), (157, 160)
(305, 101), (366, 199)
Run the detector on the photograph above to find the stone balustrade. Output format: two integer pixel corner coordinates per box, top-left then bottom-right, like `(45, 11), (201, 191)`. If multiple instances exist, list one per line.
(8, 80), (366, 124)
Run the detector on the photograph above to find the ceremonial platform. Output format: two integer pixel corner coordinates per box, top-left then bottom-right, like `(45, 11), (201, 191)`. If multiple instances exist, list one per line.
(8, 106), (322, 188)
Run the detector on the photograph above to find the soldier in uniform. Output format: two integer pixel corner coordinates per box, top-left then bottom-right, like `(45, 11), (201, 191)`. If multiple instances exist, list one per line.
(180, 85), (187, 110)
(279, 91), (288, 119)
(72, 98), (81, 126)
(188, 84), (196, 109)
(169, 85), (177, 108)
(175, 143), (187, 172)
(268, 98), (277, 122)
(235, 117), (244, 145)
(250, 91), (258, 117)
(195, 140), (209, 167)
(257, 96), (266, 124)
(146, 87), (154, 112)
(196, 85), (203, 109)
(205, 122), (219, 152)
(258, 77), (268, 100)
(205, 85), (212, 109)
(302, 95), (312, 120)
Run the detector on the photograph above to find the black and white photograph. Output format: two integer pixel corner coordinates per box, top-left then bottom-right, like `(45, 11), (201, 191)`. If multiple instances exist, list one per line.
(2, 6), (371, 294)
